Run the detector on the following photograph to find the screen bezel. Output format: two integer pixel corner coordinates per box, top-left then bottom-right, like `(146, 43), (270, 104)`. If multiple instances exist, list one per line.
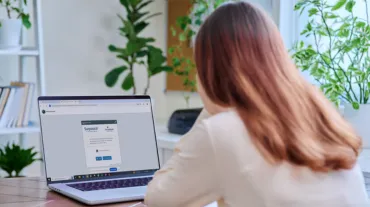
(37, 95), (161, 185)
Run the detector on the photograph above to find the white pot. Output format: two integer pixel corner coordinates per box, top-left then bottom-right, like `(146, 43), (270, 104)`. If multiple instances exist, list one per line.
(0, 19), (22, 49)
(343, 104), (370, 149)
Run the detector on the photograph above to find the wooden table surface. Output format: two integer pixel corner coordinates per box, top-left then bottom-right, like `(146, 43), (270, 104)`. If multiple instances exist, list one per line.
(0, 177), (142, 207)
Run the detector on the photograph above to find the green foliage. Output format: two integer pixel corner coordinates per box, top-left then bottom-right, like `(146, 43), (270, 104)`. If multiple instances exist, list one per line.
(169, 0), (234, 105)
(292, 0), (370, 109)
(0, 0), (31, 29)
(0, 143), (41, 177)
(105, 0), (171, 94)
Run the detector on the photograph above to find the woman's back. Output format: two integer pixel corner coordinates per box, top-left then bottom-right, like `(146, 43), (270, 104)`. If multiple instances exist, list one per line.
(145, 1), (369, 206)
(145, 110), (369, 206)
(208, 111), (369, 207)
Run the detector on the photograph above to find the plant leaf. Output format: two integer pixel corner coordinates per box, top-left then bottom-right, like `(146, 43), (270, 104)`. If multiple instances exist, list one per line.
(108, 45), (127, 54)
(126, 38), (154, 55)
(136, 0), (153, 11)
(105, 66), (128, 87)
(134, 21), (149, 34)
(11, 7), (20, 13)
(172, 57), (181, 67)
(168, 47), (175, 55)
(150, 66), (173, 76)
(0, 143), (40, 177)
(171, 27), (177, 36)
(122, 72), (134, 90)
(307, 23), (312, 31)
(345, 0), (355, 12)
(332, 0), (347, 11)
(365, 90), (370, 101)
(147, 46), (166, 70)
(356, 21), (366, 29)
(118, 15), (136, 39)
(179, 33), (187, 42)
(21, 14), (31, 29)
(130, 0), (141, 8)
(141, 12), (161, 22)
(129, 11), (149, 23)
(136, 50), (147, 58)
(176, 16), (190, 31)
(352, 102), (360, 110)
(308, 8), (318, 16)
(120, 0), (132, 13)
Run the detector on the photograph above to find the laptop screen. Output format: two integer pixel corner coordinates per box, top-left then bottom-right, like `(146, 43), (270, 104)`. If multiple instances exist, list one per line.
(38, 96), (160, 184)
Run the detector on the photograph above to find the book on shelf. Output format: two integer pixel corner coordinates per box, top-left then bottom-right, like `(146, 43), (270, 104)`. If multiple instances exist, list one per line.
(0, 82), (35, 128)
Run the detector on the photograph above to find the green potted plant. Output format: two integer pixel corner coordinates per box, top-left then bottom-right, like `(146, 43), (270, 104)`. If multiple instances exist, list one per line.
(105, 0), (172, 95)
(292, 0), (370, 148)
(0, 0), (31, 49)
(0, 143), (41, 177)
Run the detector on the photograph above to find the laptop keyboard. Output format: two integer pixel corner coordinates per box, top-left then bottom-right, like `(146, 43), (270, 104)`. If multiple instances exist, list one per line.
(67, 177), (153, 192)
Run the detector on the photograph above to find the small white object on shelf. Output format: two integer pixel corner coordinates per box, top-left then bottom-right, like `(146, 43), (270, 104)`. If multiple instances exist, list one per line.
(0, 47), (39, 56)
(156, 124), (182, 149)
(0, 19), (22, 49)
(0, 126), (40, 135)
(359, 149), (370, 173)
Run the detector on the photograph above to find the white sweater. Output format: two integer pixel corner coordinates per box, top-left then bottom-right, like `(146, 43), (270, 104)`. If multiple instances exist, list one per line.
(145, 110), (369, 207)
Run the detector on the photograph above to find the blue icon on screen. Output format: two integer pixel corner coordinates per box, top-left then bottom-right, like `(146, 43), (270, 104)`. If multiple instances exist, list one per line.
(110, 167), (117, 172)
(96, 156), (102, 161)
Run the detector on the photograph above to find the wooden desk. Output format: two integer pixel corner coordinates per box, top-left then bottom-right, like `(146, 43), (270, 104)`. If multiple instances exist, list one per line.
(0, 177), (141, 207)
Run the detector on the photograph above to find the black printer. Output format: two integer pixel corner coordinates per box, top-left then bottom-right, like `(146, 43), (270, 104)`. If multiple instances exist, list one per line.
(168, 108), (203, 135)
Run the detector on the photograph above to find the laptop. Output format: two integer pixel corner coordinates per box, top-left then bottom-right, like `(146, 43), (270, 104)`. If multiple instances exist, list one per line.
(38, 96), (160, 205)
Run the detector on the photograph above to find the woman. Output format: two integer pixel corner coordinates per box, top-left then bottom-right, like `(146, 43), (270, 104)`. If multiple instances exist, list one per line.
(145, 2), (369, 207)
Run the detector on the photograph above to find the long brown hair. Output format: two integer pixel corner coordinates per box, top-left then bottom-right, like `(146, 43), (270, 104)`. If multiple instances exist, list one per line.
(195, 2), (362, 172)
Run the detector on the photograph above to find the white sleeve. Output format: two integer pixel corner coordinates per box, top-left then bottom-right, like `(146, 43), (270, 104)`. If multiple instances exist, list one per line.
(144, 120), (220, 207)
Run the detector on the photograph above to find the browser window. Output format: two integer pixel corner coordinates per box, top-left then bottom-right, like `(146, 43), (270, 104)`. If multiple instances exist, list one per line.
(39, 98), (159, 182)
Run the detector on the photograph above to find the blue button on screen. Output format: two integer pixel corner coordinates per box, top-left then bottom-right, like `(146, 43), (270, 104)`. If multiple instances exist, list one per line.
(110, 167), (117, 172)
(103, 156), (112, 160)
(96, 157), (102, 161)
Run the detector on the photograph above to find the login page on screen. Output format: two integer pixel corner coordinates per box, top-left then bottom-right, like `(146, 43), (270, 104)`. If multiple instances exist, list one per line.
(81, 120), (122, 168)
(39, 98), (159, 182)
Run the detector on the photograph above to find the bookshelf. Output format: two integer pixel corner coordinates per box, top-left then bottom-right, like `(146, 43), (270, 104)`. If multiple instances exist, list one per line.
(0, 0), (45, 136)
(0, 126), (40, 135)
(0, 47), (39, 56)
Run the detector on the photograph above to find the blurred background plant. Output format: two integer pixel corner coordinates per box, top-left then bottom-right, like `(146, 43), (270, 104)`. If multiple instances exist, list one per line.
(0, 0), (31, 28)
(292, 0), (370, 109)
(105, 0), (172, 95)
(0, 143), (41, 178)
(169, 0), (237, 107)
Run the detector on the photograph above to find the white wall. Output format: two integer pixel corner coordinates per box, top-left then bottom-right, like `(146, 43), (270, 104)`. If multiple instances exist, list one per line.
(40, 0), (199, 122)
(40, 0), (273, 121)
(0, 0), (274, 177)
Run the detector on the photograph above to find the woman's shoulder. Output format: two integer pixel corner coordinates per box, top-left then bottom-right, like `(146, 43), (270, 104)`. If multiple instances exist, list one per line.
(201, 110), (265, 170)
(201, 110), (254, 148)
(202, 110), (246, 133)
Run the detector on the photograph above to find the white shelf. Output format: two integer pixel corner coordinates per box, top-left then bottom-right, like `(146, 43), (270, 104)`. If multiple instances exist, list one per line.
(0, 126), (40, 135)
(156, 124), (182, 149)
(0, 47), (39, 56)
